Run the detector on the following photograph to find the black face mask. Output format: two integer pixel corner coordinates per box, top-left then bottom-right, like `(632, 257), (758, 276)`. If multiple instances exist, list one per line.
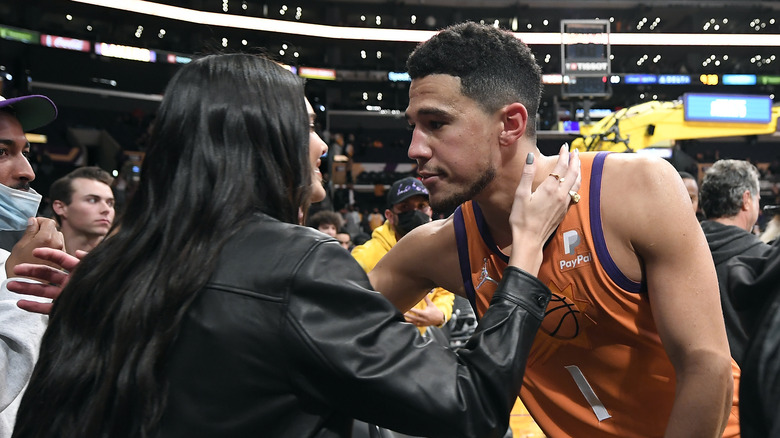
(395, 210), (431, 237)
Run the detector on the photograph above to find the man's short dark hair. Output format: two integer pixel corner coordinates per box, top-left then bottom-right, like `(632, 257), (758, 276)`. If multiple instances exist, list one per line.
(50, 166), (114, 224)
(678, 171), (696, 181)
(406, 21), (542, 137)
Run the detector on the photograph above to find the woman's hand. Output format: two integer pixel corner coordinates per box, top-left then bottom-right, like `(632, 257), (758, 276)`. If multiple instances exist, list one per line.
(9, 247), (82, 315)
(509, 144), (581, 275)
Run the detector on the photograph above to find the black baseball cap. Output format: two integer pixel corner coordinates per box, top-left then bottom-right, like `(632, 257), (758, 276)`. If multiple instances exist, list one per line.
(0, 94), (58, 131)
(387, 177), (429, 207)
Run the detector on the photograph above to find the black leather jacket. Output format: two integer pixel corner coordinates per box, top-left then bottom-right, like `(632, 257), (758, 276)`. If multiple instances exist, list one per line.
(727, 237), (780, 438)
(157, 214), (551, 438)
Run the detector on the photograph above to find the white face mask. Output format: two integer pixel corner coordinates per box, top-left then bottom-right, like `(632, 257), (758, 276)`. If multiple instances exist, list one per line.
(0, 184), (41, 231)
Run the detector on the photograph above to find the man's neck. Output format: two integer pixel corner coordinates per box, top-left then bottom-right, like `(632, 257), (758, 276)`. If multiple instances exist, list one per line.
(473, 146), (557, 250)
(63, 231), (104, 256)
(711, 216), (752, 232)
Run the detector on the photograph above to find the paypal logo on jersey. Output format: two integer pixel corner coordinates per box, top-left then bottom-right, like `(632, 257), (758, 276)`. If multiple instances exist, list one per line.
(559, 229), (592, 272)
(563, 230), (580, 255)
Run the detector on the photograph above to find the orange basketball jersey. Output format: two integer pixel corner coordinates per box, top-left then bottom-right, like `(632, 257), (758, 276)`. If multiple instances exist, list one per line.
(453, 151), (740, 437)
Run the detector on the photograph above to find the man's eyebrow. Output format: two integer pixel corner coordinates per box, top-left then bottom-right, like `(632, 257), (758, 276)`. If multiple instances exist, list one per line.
(83, 193), (115, 199)
(405, 107), (452, 121)
(0, 139), (30, 148)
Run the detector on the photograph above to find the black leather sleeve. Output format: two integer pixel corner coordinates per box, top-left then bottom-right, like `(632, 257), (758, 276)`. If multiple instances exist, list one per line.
(284, 240), (550, 438)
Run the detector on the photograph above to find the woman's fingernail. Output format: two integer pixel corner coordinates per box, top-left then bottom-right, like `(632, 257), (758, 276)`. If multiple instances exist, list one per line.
(526, 153), (534, 164)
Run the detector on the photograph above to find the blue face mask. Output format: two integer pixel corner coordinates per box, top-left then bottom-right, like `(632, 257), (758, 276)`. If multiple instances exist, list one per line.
(0, 184), (41, 231)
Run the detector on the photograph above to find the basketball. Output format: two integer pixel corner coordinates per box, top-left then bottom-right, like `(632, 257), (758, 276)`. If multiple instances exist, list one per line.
(540, 293), (581, 339)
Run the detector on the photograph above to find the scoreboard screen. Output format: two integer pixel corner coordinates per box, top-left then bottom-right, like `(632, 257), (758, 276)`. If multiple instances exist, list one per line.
(561, 20), (611, 98)
(683, 93), (772, 124)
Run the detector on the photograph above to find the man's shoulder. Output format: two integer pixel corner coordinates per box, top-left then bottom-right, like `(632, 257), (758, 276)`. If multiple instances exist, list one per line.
(602, 152), (671, 177)
(387, 216), (456, 257)
(600, 153), (681, 207)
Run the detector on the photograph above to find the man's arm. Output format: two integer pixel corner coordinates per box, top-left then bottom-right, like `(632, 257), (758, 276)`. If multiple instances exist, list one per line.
(606, 156), (733, 437)
(370, 218), (463, 312)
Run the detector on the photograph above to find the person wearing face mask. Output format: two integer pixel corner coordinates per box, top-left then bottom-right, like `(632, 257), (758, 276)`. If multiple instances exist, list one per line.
(0, 94), (63, 437)
(351, 177), (454, 337)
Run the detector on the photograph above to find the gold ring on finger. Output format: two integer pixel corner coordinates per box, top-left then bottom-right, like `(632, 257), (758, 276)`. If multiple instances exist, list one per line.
(569, 191), (580, 204)
(549, 173), (564, 183)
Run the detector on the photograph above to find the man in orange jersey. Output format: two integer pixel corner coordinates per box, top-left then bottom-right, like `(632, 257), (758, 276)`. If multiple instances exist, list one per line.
(368, 22), (739, 437)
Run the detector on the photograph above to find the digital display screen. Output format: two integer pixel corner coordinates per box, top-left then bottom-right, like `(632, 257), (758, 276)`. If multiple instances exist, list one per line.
(561, 120), (580, 132)
(683, 93), (772, 124)
(722, 74), (757, 86)
(624, 74), (657, 84)
(658, 75), (691, 85)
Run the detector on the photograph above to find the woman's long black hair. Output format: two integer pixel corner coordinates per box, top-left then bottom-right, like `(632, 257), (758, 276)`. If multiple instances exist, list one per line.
(12, 54), (311, 438)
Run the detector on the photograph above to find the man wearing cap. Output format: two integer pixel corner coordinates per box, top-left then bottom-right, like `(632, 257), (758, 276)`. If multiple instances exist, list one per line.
(351, 177), (454, 337)
(0, 94), (62, 437)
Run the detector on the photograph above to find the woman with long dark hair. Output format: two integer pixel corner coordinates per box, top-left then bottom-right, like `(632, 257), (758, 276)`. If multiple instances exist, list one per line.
(11, 53), (580, 438)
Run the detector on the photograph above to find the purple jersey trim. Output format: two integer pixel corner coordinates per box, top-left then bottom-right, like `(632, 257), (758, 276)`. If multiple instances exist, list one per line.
(589, 152), (643, 293)
(473, 202), (510, 264)
(453, 206), (479, 313)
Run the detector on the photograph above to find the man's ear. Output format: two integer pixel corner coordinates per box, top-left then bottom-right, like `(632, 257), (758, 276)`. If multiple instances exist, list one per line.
(52, 200), (67, 217)
(741, 191), (751, 211)
(384, 208), (393, 222)
(499, 102), (529, 146)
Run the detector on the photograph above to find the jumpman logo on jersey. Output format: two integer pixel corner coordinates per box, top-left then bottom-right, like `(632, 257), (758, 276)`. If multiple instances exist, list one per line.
(476, 257), (499, 290)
